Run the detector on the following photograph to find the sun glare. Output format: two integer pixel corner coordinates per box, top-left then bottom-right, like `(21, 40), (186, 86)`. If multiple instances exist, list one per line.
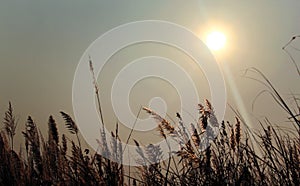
(206, 31), (226, 51)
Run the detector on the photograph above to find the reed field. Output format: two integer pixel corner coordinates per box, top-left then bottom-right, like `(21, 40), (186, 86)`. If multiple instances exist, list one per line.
(0, 38), (299, 186)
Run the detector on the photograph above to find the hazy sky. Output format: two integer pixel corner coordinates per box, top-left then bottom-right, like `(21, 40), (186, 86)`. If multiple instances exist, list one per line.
(1, 1), (300, 147)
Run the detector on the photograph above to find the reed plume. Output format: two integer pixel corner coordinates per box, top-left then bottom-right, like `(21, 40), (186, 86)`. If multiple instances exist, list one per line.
(3, 102), (17, 150)
(143, 106), (175, 134)
(60, 111), (81, 150)
(235, 117), (241, 147)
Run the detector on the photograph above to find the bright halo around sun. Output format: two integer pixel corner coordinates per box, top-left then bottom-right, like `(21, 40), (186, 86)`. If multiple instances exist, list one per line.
(206, 31), (226, 51)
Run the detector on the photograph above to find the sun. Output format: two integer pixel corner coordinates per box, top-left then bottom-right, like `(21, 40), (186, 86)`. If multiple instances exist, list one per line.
(206, 31), (227, 51)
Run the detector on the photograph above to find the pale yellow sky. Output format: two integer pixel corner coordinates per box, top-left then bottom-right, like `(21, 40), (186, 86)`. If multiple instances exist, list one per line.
(0, 0), (300, 148)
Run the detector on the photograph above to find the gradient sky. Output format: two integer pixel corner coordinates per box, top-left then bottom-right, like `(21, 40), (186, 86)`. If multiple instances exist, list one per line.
(1, 1), (300, 147)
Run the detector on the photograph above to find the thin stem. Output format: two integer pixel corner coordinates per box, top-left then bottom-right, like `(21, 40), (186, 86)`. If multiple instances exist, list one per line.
(89, 56), (105, 126)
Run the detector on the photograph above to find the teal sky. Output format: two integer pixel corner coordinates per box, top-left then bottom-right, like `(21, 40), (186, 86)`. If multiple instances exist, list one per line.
(1, 1), (300, 146)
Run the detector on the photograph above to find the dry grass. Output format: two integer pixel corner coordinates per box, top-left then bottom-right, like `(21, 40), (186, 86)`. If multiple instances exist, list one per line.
(0, 99), (298, 185)
(0, 36), (299, 186)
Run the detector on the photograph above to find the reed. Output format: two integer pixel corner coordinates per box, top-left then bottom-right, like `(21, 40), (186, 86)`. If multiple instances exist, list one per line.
(0, 37), (299, 185)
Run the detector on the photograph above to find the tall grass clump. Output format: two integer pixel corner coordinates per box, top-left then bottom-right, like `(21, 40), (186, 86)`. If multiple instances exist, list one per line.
(0, 36), (299, 185)
(0, 88), (299, 185)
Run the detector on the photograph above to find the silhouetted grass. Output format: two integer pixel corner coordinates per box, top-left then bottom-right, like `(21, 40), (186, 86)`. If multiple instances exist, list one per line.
(0, 36), (299, 186)
(0, 98), (298, 185)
